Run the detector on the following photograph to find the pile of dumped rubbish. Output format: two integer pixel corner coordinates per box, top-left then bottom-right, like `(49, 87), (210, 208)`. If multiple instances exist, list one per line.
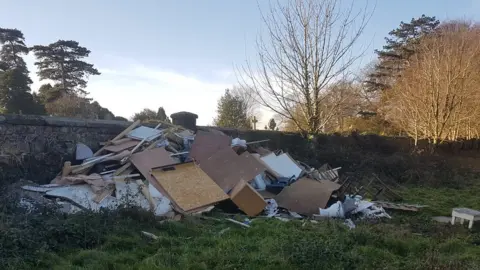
(20, 120), (423, 227)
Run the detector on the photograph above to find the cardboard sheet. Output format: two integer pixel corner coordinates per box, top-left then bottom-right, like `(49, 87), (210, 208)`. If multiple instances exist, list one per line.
(151, 163), (228, 212)
(199, 147), (267, 192)
(190, 131), (231, 163)
(230, 180), (266, 216)
(274, 178), (341, 216)
(104, 139), (138, 153)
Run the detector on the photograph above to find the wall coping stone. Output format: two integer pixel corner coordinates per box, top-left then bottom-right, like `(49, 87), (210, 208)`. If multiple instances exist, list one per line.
(0, 114), (132, 128)
(0, 114), (302, 136)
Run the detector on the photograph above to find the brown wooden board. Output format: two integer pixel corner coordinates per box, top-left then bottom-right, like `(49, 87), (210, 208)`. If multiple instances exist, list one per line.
(104, 139), (138, 153)
(130, 147), (181, 210)
(199, 147), (267, 192)
(130, 148), (179, 171)
(275, 178), (341, 216)
(190, 131), (231, 164)
(230, 179), (266, 216)
(151, 163), (228, 212)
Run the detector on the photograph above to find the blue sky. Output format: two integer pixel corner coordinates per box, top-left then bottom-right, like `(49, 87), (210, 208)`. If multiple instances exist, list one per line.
(1, 0), (479, 125)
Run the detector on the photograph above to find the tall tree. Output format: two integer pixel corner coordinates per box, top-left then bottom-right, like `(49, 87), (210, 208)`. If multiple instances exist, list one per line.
(214, 89), (252, 129)
(238, 0), (372, 135)
(386, 21), (480, 145)
(0, 28), (42, 114)
(132, 108), (158, 122)
(131, 107), (171, 122)
(37, 83), (61, 103)
(31, 40), (100, 97)
(365, 15), (440, 93)
(268, 118), (276, 130)
(156, 106), (171, 123)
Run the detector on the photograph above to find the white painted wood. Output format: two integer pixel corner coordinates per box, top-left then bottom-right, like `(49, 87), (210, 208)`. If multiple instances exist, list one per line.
(451, 208), (480, 229)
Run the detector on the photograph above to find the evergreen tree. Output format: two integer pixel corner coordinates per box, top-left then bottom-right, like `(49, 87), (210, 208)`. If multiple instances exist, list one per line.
(37, 83), (61, 103)
(365, 15), (440, 92)
(90, 101), (115, 119)
(268, 118), (277, 130)
(131, 107), (171, 122)
(156, 106), (171, 122)
(132, 108), (158, 122)
(0, 28), (42, 114)
(213, 89), (252, 129)
(31, 40), (100, 97)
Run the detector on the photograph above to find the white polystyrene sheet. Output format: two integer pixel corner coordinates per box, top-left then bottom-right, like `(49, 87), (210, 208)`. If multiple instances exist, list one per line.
(154, 197), (172, 216)
(46, 185), (118, 212)
(127, 126), (163, 142)
(148, 183), (172, 215)
(149, 183), (163, 198)
(115, 181), (151, 211)
(261, 153), (302, 179)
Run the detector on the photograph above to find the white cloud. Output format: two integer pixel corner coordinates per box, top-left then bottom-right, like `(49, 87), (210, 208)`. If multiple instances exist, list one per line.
(25, 54), (232, 125)
(24, 53), (277, 127)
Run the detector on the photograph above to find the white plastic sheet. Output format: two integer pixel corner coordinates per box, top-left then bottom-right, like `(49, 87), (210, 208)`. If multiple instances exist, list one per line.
(127, 126), (163, 142)
(264, 198), (279, 217)
(261, 153), (302, 179)
(318, 201), (345, 218)
(231, 138), (247, 148)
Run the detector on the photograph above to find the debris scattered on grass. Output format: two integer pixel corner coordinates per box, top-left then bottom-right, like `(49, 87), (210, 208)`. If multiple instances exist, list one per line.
(17, 120), (416, 228)
(141, 231), (159, 240)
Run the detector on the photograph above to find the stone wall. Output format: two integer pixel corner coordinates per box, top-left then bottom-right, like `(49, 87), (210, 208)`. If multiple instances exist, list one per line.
(2, 114), (480, 186)
(0, 114), (130, 185)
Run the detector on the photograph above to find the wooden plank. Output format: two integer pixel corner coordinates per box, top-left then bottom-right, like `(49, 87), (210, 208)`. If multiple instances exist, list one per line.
(190, 131), (231, 164)
(61, 161), (72, 177)
(93, 187), (115, 203)
(112, 138), (134, 145)
(136, 179), (156, 210)
(104, 140), (138, 153)
(151, 163), (228, 212)
(93, 120), (141, 156)
(114, 162), (132, 176)
(199, 147), (267, 192)
(130, 148), (179, 171)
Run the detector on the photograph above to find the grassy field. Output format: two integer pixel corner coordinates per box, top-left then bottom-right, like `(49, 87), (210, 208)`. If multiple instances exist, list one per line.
(2, 182), (480, 270)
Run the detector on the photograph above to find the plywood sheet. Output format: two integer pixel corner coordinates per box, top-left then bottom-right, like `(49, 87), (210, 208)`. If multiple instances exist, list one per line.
(275, 178), (341, 216)
(104, 139), (138, 153)
(130, 147), (179, 171)
(130, 147), (180, 209)
(230, 180), (266, 216)
(190, 131), (231, 163)
(199, 147), (267, 192)
(151, 163), (228, 212)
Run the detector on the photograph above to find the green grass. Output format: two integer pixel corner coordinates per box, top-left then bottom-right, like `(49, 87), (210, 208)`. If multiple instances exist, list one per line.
(2, 185), (480, 270)
(401, 183), (480, 216)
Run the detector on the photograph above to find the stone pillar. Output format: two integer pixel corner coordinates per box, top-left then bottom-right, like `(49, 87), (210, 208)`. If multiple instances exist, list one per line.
(170, 111), (198, 131)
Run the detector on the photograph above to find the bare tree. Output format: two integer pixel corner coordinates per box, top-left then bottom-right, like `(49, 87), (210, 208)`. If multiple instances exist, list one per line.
(387, 21), (480, 145)
(238, 0), (372, 135)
